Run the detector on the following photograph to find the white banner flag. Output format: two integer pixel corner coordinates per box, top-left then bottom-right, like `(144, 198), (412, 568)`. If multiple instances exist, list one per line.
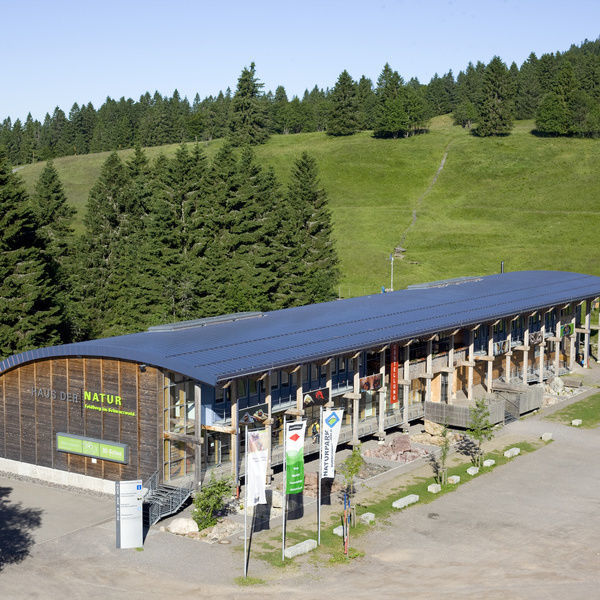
(246, 429), (268, 506)
(321, 409), (344, 478)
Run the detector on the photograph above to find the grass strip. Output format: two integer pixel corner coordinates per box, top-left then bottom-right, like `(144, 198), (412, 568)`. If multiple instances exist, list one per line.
(545, 392), (600, 428)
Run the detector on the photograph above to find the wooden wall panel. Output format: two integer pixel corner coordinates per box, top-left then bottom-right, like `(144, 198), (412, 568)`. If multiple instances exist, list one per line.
(19, 364), (37, 465)
(67, 358), (85, 474)
(139, 367), (160, 480)
(84, 359), (103, 478)
(52, 359), (69, 471)
(119, 361), (139, 480)
(35, 361), (53, 467)
(102, 359), (123, 481)
(4, 370), (20, 460)
(0, 377), (5, 457)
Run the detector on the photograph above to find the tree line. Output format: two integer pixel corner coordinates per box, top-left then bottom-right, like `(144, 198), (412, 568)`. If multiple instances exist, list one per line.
(0, 143), (339, 359)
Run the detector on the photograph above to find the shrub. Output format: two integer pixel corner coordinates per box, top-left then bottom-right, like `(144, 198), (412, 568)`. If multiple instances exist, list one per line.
(191, 474), (232, 530)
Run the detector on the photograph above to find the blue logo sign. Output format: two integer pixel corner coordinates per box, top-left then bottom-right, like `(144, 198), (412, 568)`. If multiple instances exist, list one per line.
(137, 484), (142, 490)
(325, 412), (340, 428)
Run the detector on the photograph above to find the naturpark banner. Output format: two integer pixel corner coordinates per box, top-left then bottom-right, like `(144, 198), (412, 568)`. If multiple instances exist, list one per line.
(285, 420), (306, 494)
(246, 429), (269, 507)
(321, 409), (344, 478)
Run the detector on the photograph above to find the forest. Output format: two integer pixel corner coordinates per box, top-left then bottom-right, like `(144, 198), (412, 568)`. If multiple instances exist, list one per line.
(2, 38), (600, 167)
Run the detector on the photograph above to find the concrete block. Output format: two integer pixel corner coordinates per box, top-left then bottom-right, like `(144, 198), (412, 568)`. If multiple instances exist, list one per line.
(359, 512), (375, 525)
(284, 539), (317, 559)
(504, 447), (520, 458)
(571, 419), (582, 427)
(333, 525), (344, 537)
(392, 494), (419, 510)
(448, 475), (460, 485)
(483, 459), (495, 468)
(427, 483), (441, 494)
(466, 466), (479, 476)
(541, 432), (553, 442)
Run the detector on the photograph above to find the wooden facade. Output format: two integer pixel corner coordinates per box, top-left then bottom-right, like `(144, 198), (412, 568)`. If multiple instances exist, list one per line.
(0, 357), (162, 482)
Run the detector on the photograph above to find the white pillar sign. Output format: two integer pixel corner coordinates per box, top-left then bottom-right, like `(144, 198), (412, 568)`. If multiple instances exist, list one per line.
(116, 479), (143, 549)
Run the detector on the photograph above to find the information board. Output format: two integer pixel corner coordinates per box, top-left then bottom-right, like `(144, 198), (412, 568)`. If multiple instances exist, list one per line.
(56, 432), (128, 464)
(115, 480), (144, 549)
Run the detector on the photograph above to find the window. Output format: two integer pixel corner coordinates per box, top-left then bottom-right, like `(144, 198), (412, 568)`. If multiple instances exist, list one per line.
(271, 372), (279, 390)
(215, 386), (224, 404)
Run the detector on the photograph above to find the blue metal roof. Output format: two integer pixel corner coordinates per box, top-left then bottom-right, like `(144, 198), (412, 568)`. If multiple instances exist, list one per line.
(2, 270), (600, 386)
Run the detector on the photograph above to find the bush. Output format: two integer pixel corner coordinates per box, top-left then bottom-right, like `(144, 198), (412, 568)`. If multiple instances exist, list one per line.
(191, 474), (232, 530)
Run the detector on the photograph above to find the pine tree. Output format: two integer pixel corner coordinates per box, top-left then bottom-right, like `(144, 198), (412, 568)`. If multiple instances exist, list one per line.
(475, 56), (515, 136)
(356, 76), (377, 130)
(227, 62), (270, 146)
(0, 150), (64, 356)
(271, 86), (290, 134)
(285, 152), (338, 305)
(327, 70), (358, 136)
(515, 53), (541, 119)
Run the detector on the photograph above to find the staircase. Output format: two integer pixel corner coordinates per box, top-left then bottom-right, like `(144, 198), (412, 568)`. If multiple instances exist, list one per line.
(143, 471), (194, 528)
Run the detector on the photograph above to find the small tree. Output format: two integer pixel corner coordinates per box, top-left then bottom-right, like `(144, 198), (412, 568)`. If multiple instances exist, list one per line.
(339, 444), (364, 497)
(428, 424), (451, 485)
(191, 474), (233, 531)
(467, 399), (494, 466)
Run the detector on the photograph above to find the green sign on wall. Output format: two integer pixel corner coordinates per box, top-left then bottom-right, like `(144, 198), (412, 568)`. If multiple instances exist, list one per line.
(560, 323), (575, 337)
(56, 433), (128, 464)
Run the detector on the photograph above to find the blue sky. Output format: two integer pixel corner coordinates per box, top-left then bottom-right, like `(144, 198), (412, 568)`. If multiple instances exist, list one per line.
(2, 0), (599, 121)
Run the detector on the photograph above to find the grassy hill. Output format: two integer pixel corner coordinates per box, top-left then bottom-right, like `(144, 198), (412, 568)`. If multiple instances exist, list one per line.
(16, 116), (600, 298)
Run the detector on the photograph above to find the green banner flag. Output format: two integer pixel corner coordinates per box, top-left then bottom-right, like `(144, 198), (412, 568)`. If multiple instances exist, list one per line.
(285, 421), (306, 494)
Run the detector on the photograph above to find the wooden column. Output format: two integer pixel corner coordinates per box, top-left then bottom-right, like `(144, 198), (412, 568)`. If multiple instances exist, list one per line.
(326, 360), (333, 404)
(403, 344), (410, 427)
(487, 324), (494, 393)
(425, 339), (432, 402)
(230, 382), (239, 483)
(569, 303), (576, 370)
(555, 310), (562, 376)
(584, 300), (591, 368)
(194, 384), (202, 488)
(523, 316), (530, 384)
(505, 321), (512, 382)
(449, 334), (456, 402)
(295, 367), (303, 420)
(265, 372), (273, 483)
(352, 356), (360, 446)
(378, 349), (386, 440)
(468, 330), (474, 401)
(539, 317), (546, 384)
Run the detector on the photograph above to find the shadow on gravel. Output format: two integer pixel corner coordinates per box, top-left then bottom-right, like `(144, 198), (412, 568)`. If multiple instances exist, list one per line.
(0, 486), (43, 572)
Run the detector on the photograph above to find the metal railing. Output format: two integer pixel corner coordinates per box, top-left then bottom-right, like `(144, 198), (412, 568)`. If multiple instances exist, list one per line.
(143, 471), (193, 527)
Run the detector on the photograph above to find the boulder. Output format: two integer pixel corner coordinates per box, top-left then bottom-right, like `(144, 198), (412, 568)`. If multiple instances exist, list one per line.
(167, 517), (198, 535)
(504, 447), (521, 458)
(390, 434), (412, 453)
(392, 494), (419, 510)
(549, 377), (564, 394)
(571, 419), (582, 427)
(541, 432), (553, 442)
(466, 466), (479, 476)
(424, 420), (445, 436)
(333, 525), (344, 537)
(359, 512), (375, 525)
(447, 475), (460, 485)
(284, 539), (317, 559)
(427, 483), (441, 494)
(482, 459), (495, 468)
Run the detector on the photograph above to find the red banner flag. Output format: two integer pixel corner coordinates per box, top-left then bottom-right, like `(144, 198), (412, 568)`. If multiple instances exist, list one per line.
(390, 344), (399, 404)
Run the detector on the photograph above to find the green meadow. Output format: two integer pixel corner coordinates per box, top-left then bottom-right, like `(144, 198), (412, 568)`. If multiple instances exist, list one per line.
(17, 116), (600, 297)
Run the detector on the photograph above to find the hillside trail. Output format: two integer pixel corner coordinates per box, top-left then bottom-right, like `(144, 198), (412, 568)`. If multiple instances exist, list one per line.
(398, 141), (452, 248)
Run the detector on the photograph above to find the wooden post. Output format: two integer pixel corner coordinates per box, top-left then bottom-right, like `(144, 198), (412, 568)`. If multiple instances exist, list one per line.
(555, 309), (562, 376)
(403, 344), (410, 427)
(584, 300), (591, 368)
(265, 373), (273, 483)
(505, 321), (512, 383)
(378, 349), (386, 440)
(449, 334), (455, 402)
(425, 339), (432, 402)
(539, 317), (546, 384)
(523, 316), (530, 385)
(468, 329), (474, 401)
(487, 324), (494, 393)
(194, 384), (202, 489)
(352, 356), (360, 446)
(569, 303), (576, 370)
(295, 367), (303, 420)
(231, 382), (239, 485)
(326, 360), (333, 404)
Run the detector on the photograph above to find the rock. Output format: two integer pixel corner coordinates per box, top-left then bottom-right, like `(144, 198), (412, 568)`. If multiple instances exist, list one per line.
(333, 525), (344, 537)
(284, 539), (317, 559)
(271, 490), (283, 509)
(359, 512), (375, 525)
(549, 377), (564, 394)
(390, 433), (412, 453)
(427, 483), (441, 494)
(448, 475), (460, 485)
(482, 459), (495, 468)
(571, 419), (582, 427)
(466, 466), (479, 476)
(424, 420), (445, 436)
(167, 517), (198, 535)
(504, 447), (521, 458)
(541, 432), (553, 441)
(392, 494), (419, 510)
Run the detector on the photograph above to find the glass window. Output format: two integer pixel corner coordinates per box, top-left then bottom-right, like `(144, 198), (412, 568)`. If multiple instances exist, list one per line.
(215, 386), (224, 404)
(271, 372), (279, 390)
(281, 370), (289, 386)
(237, 378), (247, 398)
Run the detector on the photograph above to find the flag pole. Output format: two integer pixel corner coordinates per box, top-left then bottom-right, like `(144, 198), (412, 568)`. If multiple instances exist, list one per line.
(281, 414), (287, 562)
(318, 406), (322, 545)
(244, 425), (248, 577)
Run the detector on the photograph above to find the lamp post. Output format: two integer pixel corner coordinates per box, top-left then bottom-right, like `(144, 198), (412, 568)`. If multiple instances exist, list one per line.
(390, 254), (394, 292)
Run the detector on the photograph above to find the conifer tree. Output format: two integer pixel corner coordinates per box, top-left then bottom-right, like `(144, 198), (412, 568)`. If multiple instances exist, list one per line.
(356, 76), (377, 130)
(228, 63), (269, 146)
(515, 53), (541, 119)
(327, 70), (358, 136)
(475, 56), (515, 136)
(0, 150), (64, 356)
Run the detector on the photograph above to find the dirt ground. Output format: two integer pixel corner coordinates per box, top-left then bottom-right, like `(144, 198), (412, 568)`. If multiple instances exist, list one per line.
(1, 387), (599, 599)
